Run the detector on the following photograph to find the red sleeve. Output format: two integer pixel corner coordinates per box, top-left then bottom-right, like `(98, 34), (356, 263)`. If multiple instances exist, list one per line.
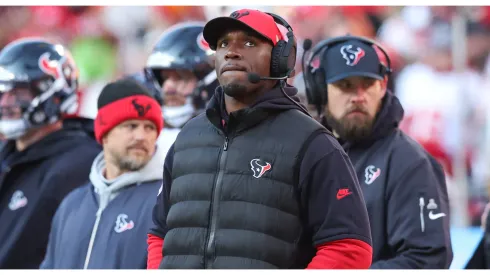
(306, 239), (373, 269)
(147, 234), (164, 269)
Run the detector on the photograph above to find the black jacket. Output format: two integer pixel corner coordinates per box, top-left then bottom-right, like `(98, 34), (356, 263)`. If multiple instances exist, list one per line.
(465, 209), (490, 269)
(63, 118), (96, 141)
(0, 127), (101, 268)
(325, 91), (453, 269)
(150, 84), (372, 268)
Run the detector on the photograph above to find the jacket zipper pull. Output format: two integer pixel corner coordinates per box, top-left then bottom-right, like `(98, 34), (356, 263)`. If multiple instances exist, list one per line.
(223, 137), (229, 151)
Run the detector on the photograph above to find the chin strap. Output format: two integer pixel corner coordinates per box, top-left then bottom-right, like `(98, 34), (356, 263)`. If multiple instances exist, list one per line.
(162, 98), (195, 128)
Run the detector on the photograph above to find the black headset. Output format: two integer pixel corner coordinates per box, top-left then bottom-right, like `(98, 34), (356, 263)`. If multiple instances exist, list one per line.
(265, 12), (297, 78)
(265, 12), (315, 117)
(303, 35), (392, 116)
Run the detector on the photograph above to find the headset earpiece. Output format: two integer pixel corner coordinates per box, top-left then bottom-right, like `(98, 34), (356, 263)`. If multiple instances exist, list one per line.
(270, 40), (288, 77)
(313, 67), (326, 107)
(265, 12), (296, 78)
(303, 59), (316, 106)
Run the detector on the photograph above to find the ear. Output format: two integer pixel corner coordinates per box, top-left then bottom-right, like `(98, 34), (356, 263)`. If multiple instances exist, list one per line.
(214, 57), (219, 73)
(380, 76), (388, 97)
(325, 83), (333, 109)
(102, 129), (112, 146)
(102, 135), (108, 146)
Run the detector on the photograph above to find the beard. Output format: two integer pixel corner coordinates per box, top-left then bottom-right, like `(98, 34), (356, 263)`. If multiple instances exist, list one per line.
(222, 83), (248, 98)
(324, 106), (375, 143)
(109, 147), (150, 172)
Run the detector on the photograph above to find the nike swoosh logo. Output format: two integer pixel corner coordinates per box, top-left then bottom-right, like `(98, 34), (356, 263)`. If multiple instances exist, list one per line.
(428, 211), (446, 220)
(337, 193), (351, 200)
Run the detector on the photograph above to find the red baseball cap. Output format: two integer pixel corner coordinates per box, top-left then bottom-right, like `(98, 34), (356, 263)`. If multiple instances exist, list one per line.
(203, 9), (284, 51)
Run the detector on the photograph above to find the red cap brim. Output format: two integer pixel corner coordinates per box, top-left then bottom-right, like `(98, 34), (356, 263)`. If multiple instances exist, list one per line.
(203, 17), (273, 51)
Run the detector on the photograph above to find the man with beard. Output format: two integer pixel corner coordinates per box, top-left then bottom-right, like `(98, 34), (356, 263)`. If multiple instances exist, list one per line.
(40, 79), (164, 269)
(303, 35), (453, 268)
(147, 9), (373, 269)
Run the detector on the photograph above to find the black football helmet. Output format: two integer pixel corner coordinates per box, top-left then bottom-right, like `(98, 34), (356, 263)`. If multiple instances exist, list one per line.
(145, 21), (218, 112)
(0, 38), (79, 139)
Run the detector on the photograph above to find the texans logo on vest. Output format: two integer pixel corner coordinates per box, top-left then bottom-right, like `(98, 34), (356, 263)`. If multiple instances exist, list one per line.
(250, 158), (272, 178)
(340, 45), (365, 66)
(131, 99), (151, 117)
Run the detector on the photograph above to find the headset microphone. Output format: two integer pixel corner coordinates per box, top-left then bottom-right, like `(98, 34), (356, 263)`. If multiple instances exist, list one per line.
(247, 73), (289, 84)
(302, 39), (312, 52)
(301, 39), (313, 76)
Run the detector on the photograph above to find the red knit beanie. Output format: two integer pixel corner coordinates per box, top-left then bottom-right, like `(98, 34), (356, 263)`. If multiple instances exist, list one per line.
(94, 79), (164, 144)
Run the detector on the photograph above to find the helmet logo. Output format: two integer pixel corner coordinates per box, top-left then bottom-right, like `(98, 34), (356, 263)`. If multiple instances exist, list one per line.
(38, 52), (61, 79)
(197, 32), (212, 54)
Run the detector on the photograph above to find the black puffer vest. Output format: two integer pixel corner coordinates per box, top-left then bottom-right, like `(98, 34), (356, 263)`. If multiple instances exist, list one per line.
(160, 93), (327, 269)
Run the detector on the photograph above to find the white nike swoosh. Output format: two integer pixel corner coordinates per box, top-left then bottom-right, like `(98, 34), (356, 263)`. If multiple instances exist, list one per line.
(428, 211), (446, 220)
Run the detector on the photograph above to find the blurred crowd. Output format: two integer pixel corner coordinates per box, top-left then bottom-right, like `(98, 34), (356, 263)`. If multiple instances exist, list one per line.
(1, 5), (489, 227)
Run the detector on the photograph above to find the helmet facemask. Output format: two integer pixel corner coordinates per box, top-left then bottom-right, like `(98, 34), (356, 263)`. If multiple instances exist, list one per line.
(0, 69), (78, 140)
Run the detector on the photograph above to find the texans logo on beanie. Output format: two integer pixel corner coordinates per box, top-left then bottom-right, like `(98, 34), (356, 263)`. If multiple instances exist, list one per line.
(94, 79), (164, 144)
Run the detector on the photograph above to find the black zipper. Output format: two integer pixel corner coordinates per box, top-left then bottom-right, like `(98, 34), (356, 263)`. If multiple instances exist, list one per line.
(204, 136), (229, 268)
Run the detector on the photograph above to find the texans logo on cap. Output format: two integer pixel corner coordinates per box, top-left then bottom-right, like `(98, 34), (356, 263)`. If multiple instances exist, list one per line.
(230, 10), (250, 19)
(340, 45), (365, 66)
